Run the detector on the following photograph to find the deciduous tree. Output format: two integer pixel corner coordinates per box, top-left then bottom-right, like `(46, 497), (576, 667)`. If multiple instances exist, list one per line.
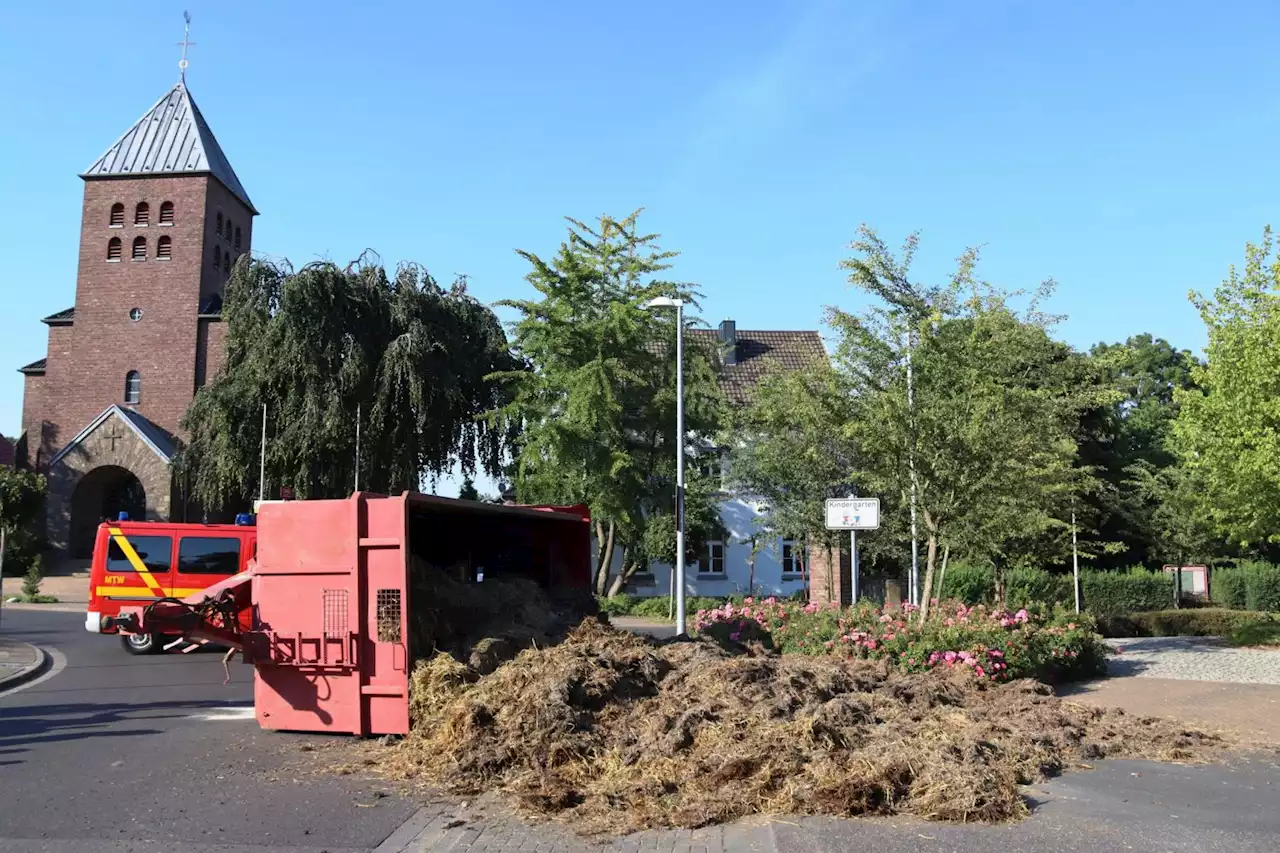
(1172, 227), (1280, 547)
(489, 213), (722, 594)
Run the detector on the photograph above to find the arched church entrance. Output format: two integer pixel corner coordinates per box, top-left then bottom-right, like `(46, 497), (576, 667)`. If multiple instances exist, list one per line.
(69, 465), (147, 557)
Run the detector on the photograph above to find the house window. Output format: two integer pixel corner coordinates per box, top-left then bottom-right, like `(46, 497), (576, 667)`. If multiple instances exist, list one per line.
(159, 201), (174, 225)
(134, 202), (149, 226)
(107, 237), (122, 261)
(109, 203), (124, 227)
(131, 236), (147, 261)
(156, 235), (172, 260)
(234, 226), (242, 250)
(124, 370), (141, 404)
(129, 307), (143, 322)
(212, 246), (221, 270)
(706, 540), (725, 574)
(225, 219), (233, 242)
(215, 212), (223, 237)
(782, 540), (802, 577)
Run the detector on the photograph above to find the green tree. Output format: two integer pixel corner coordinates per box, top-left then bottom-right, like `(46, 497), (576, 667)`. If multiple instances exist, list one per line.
(180, 256), (520, 509)
(1172, 227), (1280, 548)
(457, 476), (480, 501)
(0, 467), (46, 578)
(730, 364), (862, 594)
(1077, 334), (1199, 567)
(489, 212), (723, 594)
(830, 227), (1102, 616)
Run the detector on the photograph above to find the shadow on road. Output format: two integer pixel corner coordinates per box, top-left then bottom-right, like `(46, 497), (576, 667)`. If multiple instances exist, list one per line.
(0, 698), (249, 764)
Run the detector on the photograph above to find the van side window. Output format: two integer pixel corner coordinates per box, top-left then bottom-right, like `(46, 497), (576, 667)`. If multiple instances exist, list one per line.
(179, 537), (241, 575)
(107, 536), (173, 573)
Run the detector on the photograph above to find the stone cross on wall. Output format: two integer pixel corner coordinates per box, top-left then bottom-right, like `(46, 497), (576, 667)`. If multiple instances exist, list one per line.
(105, 423), (125, 452)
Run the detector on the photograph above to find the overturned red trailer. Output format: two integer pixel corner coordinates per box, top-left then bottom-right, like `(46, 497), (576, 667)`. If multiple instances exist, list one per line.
(106, 492), (592, 736)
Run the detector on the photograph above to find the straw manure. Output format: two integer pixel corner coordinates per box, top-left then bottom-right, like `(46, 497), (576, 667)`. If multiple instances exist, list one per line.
(381, 619), (1222, 835)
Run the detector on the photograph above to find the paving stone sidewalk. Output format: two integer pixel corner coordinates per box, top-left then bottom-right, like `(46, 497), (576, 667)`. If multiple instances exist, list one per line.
(1, 571), (89, 607)
(1105, 636), (1280, 685)
(0, 635), (44, 689)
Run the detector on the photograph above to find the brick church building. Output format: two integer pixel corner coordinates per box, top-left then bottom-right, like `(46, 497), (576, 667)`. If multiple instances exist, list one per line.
(16, 81), (255, 557)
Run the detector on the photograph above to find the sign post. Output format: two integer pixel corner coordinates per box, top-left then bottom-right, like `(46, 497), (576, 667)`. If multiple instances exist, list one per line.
(825, 498), (880, 604)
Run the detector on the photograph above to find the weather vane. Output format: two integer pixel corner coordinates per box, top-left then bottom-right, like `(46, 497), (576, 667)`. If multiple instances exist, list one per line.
(178, 11), (195, 82)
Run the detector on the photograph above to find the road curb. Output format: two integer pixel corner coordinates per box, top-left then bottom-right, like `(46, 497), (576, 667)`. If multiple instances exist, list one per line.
(0, 641), (49, 692)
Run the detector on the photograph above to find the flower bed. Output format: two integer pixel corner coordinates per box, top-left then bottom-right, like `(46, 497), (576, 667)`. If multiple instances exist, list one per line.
(692, 598), (1109, 683)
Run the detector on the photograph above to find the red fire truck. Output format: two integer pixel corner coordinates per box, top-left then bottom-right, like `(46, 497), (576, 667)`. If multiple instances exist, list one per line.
(84, 512), (258, 655)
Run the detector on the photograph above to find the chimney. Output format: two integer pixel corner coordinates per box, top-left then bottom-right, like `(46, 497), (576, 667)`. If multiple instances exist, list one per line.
(718, 319), (738, 365)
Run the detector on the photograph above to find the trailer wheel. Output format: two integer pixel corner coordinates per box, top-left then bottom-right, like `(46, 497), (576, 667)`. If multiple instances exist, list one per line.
(121, 633), (159, 655)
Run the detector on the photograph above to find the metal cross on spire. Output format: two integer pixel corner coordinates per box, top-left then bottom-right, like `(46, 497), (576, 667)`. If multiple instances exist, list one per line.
(177, 11), (195, 82)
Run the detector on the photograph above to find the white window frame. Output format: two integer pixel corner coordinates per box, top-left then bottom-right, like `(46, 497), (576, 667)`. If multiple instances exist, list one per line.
(781, 539), (801, 578)
(706, 540), (726, 574)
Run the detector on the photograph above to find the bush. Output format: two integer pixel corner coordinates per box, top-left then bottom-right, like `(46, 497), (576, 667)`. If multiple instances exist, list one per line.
(1242, 562), (1280, 613)
(1228, 621), (1280, 647)
(1081, 568), (1172, 615)
(1210, 566), (1248, 609)
(1095, 608), (1274, 638)
(597, 594), (639, 617)
(20, 561), (42, 599)
(692, 597), (1108, 684)
(0, 527), (45, 577)
(937, 560), (992, 605)
(1005, 568), (1073, 609)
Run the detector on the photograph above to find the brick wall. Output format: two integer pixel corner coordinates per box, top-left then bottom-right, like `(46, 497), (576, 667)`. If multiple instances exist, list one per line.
(195, 318), (228, 388)
(30, 174), (253, 457)
(202, 179), (254, 300)
(808, 544), (853, 606)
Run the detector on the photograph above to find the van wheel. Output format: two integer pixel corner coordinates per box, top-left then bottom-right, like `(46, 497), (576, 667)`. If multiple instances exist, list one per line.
(121, 633), (159, 655)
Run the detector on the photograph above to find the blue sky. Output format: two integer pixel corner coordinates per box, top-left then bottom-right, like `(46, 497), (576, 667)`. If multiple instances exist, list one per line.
(3, 0), (1279, 452)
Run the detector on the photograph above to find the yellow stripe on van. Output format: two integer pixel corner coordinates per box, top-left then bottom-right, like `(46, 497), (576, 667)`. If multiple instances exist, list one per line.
(97, 586), (206, 598)
(107, 527), (163, 596)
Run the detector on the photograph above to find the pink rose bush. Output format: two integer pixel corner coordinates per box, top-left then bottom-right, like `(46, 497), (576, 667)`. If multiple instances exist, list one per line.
(693, 598), (1108, 683)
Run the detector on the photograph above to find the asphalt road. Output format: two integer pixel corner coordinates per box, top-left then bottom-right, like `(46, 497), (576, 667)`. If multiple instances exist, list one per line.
(0, 609), (419, 853)
(3, 610), (1280, 853)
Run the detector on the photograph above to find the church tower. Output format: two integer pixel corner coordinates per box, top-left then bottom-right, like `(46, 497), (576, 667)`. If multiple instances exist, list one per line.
(17, 77), (256, 556)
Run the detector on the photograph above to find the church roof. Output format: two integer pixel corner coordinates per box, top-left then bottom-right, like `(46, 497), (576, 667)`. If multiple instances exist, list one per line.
(49, 405), (176, 469)
(42, 307), (74, 325)
(18, 358), (46, 375)
(82, 83), (256, 214)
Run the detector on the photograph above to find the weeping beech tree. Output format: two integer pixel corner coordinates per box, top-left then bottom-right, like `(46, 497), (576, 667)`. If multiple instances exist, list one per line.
(178, 254), (520, 509)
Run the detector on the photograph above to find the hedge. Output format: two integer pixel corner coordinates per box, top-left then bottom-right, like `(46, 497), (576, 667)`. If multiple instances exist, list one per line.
(1211, 566), (1248, 609)
(939, 563), (1169, 615)
(1211, 562), (1280, 612)
(1096, 608), (1275, 639)
(1080, 568), (1172, 616)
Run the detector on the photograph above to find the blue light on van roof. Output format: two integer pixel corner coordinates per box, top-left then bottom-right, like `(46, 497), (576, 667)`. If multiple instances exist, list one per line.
(117, 512), (129, 521)
(234, 513), (255, 526)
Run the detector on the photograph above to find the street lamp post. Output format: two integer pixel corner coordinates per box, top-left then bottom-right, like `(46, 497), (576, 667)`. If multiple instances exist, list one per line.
(645, 296), (686, 636)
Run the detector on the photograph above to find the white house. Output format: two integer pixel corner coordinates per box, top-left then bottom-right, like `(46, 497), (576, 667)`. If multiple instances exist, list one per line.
(612, 320), (828, 599)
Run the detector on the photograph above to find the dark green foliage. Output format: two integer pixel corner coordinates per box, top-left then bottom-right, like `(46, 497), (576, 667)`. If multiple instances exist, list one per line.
(1211, 565), (1249, 609)
(491, 212), (723, 594)
(457, 477), (480, 502)
(1096, 608), (1274, 638)
(1228, 621), (1280, 647)
(1076, 335), (1199, 568)
(1005, 568), (1073, 609)
(180, 256), (519, 508)
(937, 561), (993, 605)
(1081, 568), (1173, 615)
(0, 468), (46, 577)
(1210, 562), (1280, 611)
(20, 562), (42, 599)
(1243, 562), (1280, 612)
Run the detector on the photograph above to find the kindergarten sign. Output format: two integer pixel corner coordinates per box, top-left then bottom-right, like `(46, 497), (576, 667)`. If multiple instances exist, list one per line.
(824, 498), (881, 530)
